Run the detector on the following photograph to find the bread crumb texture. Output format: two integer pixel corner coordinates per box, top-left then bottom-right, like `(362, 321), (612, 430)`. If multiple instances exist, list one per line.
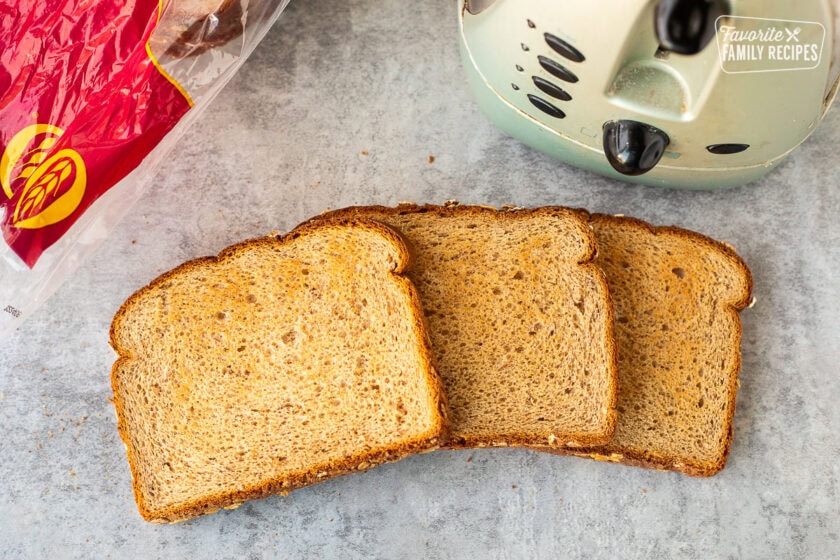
(315, 205), (618, 447)
(110, 221), (446, 522)
(580, 215), (752, 476)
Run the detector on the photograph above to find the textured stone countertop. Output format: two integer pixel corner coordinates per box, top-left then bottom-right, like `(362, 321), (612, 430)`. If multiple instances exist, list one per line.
(2, 0), (839, 558)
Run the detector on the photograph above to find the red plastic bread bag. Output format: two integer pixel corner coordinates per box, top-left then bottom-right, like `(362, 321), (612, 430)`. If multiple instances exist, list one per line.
(1, 0), (193, 268)
(0, 0), (289, 337)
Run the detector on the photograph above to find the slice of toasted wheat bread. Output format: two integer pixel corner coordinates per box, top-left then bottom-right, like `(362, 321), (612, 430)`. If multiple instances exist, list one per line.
(306, 203), (618, 449)
(569, 214), (753, 476)
(110, 219), (449, 522)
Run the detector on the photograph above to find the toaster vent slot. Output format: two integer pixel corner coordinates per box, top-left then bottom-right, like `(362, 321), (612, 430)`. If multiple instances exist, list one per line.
(544, 33), (585, 63)
(527, 94), (566, 119)
(537, 55), (579, 83)
(513, 20), (583, 122)
(532, 76), (571, 101)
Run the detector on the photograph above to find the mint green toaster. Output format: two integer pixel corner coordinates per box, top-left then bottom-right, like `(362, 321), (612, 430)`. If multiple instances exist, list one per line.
(460, 0), (840, 189)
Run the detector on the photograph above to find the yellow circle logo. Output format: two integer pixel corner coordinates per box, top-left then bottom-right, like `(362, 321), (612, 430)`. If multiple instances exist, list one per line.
(0, 124), (87, 229)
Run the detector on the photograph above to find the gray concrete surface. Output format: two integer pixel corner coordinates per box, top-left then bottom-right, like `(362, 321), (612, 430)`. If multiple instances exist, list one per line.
(2, 0), (839, 557)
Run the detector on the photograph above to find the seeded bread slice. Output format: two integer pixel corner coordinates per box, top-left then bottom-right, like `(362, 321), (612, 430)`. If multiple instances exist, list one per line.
(568, 214), (753, 476)
(307, 203), (618, 449)
(110, 219), (449, 523)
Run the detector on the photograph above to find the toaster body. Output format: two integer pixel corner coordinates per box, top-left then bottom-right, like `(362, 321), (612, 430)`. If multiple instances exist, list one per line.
(460, 0), (839, 189)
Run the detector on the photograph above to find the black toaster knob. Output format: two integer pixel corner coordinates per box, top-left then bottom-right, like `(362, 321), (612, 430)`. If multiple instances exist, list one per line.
(602, 120), (670, 176)
(655, 0), (727, 55)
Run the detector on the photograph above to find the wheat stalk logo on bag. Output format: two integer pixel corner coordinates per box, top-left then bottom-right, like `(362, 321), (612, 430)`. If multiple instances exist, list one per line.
(0, 0), (193, 268)
(0, 124), (87, 230)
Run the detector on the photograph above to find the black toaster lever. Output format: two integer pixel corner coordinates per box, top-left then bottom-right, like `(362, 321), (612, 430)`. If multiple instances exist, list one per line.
(655, 0), (727, 55)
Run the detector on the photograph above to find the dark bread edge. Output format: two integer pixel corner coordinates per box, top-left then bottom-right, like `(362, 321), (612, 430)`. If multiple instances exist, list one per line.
(565, 213), (754, 477)
(109, 218), (450, 523)
(306, 202), (620, 449)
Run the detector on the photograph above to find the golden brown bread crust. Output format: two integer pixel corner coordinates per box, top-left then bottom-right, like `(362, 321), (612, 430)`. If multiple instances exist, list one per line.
(561, 212), (753, 477)
(110, 218), (450, 523)
(588, 213), (754, 310)
(304, 203), (619, 450)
